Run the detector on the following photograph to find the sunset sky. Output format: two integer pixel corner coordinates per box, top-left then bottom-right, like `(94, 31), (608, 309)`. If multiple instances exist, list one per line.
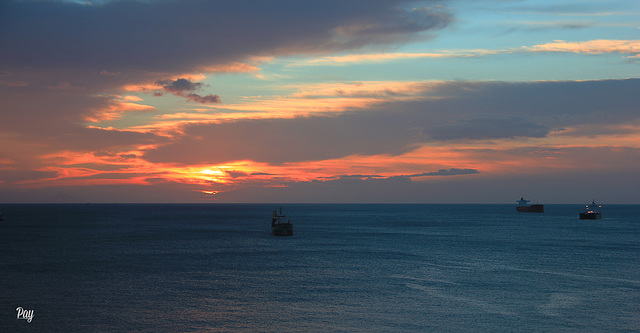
(1, 0), (639, 203)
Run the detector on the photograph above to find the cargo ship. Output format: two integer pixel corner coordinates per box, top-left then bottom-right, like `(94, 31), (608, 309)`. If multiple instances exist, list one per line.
(516, 197), (544, 213)
(271, 207), (293, 236)
(579, 200), (602, 220)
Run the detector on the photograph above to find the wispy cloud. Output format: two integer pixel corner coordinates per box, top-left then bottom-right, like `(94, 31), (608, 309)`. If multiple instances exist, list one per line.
(528, 39), (640, 57)
(86, 100), (156, 122)
(294, 52), (456, 66)
(159, 81), (435, 121)
(289, 38), (640, 67)
(199, 62), (261, 74)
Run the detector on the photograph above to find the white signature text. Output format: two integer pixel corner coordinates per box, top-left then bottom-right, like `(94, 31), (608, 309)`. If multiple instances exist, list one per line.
(16, 307), (34, 323)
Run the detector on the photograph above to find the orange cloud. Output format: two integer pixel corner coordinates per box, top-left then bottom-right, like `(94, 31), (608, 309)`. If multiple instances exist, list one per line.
(14, 131), (640, 201)
(529, 39), (640, 56)
(290, 40), (640, 67)
(86, 101), (156, 122)
(110, 80), (439, 134)
(199, 81), (435, 117)
(291, 49), (510, 66)
(199, 62), (260, 73)
(300, 52), (452, 65)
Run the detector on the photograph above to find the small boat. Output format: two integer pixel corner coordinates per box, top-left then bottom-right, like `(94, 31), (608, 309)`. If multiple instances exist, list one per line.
(580, 200), (602, 219)
(516, 197), (544, 213)
(271, 207), (293, 236)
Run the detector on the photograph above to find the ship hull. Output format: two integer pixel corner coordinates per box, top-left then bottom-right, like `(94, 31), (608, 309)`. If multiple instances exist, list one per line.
(579, 212), (602, 220)
(516, 204), (544, 213)
(271, 223), (293, 236)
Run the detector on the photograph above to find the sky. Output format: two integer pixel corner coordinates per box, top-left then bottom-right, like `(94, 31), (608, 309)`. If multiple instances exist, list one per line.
(1, 0), (639, 203)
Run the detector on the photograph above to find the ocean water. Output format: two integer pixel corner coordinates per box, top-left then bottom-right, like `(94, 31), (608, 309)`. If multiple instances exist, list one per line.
(1, 204), (639, 332)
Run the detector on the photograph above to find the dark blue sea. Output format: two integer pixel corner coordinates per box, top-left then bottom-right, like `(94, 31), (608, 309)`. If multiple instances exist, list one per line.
(1, 204), (639, 332)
